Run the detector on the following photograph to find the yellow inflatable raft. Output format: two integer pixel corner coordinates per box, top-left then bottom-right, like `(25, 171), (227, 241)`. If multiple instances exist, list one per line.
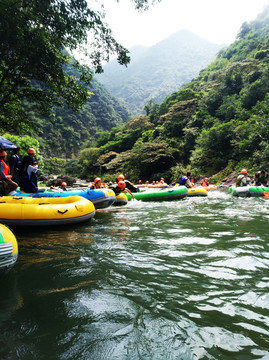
(113, 193), (128, 206)
(195, 184), (217, 191)
(187, 188), (208, 196)
(0, 196), (95, 226)
(0, 224), (18, 274)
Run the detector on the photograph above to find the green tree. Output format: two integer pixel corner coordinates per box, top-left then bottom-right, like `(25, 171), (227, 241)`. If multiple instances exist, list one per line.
(190, 122), (235, 173)
(0, 0), (160, 132)
(78, 147), (100, 178)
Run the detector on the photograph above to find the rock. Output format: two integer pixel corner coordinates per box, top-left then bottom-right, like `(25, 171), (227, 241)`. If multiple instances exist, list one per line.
(221, 171), (237, 186)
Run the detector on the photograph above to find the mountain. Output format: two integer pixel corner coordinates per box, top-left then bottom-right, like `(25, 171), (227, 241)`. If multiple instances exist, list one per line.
(35, 76), (130, 158)
(83, 6), (269, 182)
(97, 30), (224, 115)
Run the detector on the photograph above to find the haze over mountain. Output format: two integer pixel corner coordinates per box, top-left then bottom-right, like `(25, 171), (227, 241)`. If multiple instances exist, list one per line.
(97, 30), (225, 115)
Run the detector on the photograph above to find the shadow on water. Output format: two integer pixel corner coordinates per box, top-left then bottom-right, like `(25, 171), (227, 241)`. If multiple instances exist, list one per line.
(0, 191), (269, 359)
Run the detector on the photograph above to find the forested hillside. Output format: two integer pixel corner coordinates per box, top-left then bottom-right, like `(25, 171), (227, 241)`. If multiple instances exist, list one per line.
(30, 76), (130, 158)
(97, 30), (224, 115)
(81, 6), (269, 183)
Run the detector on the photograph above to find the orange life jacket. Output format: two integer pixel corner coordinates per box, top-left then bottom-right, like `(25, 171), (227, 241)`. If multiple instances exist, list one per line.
(0, 160), (12, 179)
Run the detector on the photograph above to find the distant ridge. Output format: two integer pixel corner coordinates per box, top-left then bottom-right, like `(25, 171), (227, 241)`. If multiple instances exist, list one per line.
(97, 29), (225, 115)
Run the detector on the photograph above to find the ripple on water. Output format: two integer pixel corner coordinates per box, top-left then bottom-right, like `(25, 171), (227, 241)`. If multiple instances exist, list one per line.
(1, 193), (269, 360)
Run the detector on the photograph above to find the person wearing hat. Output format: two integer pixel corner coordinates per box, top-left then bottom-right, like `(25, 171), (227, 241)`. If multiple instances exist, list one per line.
(116, 174), (139, 192)
(60, 182), (67, 191)
(236, 169), (249, 187)
(25, 148), (38, 166)
(0, 150), (18, 195)
(90, 177), (103, 190)
(109, 180), (134, 199)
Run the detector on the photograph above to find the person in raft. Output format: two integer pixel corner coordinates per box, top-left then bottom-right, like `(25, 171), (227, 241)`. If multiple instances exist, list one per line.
(90, 177), (104, 189)
(50, 181), (67, 191)
(26, 147), (38, 166)
(253, 170), (268, 186)
(20, 149), (40, 193)
(60, 182), (67, 191)
(116, 174), (139, 192)
(0, 150), (18, 196)
(179, 171), (194, 188)
(202, 177), (210, 187)
(110, 180), (134, 199)
(8, 147), (22, 186)
(236, 169), (250, 187)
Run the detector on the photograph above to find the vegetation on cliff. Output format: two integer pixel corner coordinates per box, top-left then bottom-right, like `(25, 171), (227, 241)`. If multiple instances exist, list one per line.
(79, 6), (269, 183)
(2, 2), (269, 184)
(0, 0), (154, 133)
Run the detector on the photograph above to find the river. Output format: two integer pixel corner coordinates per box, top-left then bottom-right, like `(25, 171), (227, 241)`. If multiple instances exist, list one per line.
(0, 189), (269, 360)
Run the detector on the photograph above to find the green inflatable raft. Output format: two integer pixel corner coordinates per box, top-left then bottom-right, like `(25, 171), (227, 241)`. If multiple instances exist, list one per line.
(230, 185), (269, 197)
(125, 186), (188, 201)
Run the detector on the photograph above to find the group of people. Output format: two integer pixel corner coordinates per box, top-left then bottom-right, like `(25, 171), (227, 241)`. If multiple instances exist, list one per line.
(3, 151), (265, 198)
(179, 169), (268, 189)
(76, 169), (268, 196)
(137, 178), (167, 186)
(178, 171), (210, 187)
(90, 172), (209, 195)
(236, 168), (268, 187)
(0, 147), (39, 195)
(89, 174), (139, 199)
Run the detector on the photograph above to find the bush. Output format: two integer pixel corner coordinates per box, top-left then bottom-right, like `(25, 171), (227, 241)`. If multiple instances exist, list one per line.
(42, 157), (67, 175)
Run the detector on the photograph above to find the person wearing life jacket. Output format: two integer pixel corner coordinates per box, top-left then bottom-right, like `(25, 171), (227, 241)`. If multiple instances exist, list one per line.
(202, 177), (209, 187)
(90, 177), (103, 189)
(27, 147), (38, 166)
(117, 174), (139, 192)
(259, 170), (268, 186)
(236, 169), (249, 187)
(179, 171), (193, 188)
(8, 147), (22, 186)
(0, 150), (18, 195)
(20, 154), (39, 193)
(110, 180), (134, 199)
(60, 182), (67, 191)
(254, 170), (268, 186)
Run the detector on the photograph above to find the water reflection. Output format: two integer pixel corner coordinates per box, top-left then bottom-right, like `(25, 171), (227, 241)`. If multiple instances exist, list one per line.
(0, 190), (269, 359)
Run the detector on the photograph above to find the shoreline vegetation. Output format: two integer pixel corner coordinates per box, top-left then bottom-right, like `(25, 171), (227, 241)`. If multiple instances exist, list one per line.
(2, 4), (269, 186)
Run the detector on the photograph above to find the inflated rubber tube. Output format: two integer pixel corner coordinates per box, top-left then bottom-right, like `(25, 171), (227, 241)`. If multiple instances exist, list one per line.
(0, 224), (18, 274)
(113, 193), (128, 206)
(0, 196), (95, 226)
(125, 186), (188, 201)
(230, 185), (269, 197)
(187, 188), (208, 197)
(15, 188), (115, 209)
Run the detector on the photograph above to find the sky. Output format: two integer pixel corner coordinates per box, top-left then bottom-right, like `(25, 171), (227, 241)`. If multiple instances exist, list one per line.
(99, 0), (269, 48)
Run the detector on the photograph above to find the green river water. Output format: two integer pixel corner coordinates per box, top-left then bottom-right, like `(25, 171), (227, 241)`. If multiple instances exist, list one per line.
(0, 189), (268, 360)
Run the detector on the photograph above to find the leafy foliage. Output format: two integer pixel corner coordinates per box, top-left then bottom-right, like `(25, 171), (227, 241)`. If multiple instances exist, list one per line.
(35, 76), (129, 158)
(0, 0), (157, 132)
(78, 5), (269, 183)
(3, 133), (44, 168)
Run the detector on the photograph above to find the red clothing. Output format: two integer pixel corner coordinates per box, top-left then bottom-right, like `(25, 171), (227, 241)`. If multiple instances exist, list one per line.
(0, 160), (12, 180)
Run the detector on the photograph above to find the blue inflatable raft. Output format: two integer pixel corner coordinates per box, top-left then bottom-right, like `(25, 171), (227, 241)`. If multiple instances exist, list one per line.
(14, 188), (115, 209)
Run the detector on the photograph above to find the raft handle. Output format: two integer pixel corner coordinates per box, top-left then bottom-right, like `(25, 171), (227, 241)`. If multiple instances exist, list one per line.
(58, 209), (68, 214)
